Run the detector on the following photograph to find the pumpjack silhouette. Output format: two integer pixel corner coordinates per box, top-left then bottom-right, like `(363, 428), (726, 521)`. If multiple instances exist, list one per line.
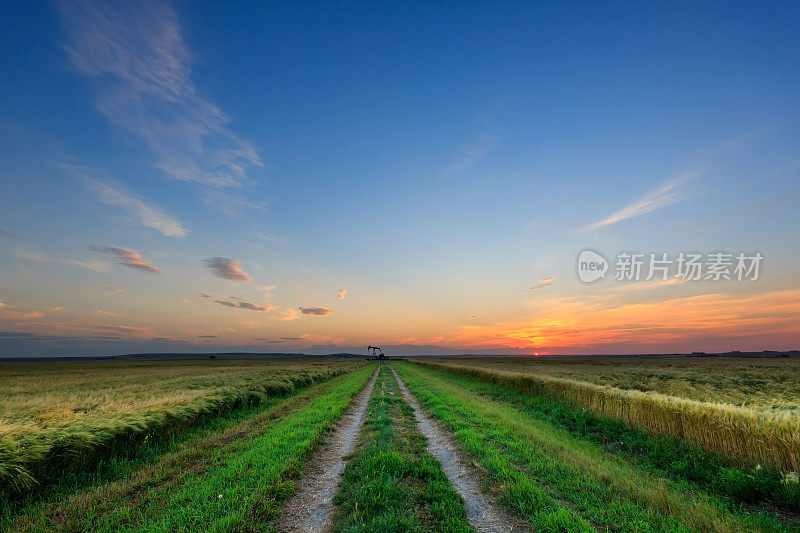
(367, 346), (388, 360)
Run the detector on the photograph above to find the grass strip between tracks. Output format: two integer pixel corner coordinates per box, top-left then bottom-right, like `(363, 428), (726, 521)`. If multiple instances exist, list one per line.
(332, 364), (473, 532)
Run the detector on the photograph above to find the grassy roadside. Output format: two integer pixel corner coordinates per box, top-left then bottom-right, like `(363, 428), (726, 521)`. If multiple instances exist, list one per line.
(406, 362), (799, 513)
(332, 364), (473, 532)
(394, 362), (796, 532)
(8, 363), (376, 532)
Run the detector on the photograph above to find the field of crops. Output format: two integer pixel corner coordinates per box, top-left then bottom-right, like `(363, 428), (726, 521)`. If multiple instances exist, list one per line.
(411, 357), (800, 474)
(0, 358), (365, 494)
(1, 356), (798, 532)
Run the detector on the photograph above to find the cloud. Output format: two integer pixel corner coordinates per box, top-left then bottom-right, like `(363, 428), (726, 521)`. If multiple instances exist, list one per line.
(0, 299), (46, 321)
(0, 229), (14, 238)
(447, 288), (800, 353)
(14, 249), (51, 263)
(528, 282), (553, 291)
(104, 287), (123, 293)
(258, 285), (277, 292)
(181, 298), (191, 303)
(539, 277), (555, 284)
(470, 315), (480, 320)
(90, 245), (161, 273)
(87, 179), (186, 236)
(338, 289), (348, 300)
(199, 293), (213, 299)
(205, 257), (252, 281)
(68, 259), (112, 272)
(450, 134), (496, 173)
(213, 298), (271, 312)
(578, 173), (698, 232)
(299, 306), (334, 316)
(198, 334), (217, 338)
(55, 0), (262, 188)
(257, 231), (287, 243)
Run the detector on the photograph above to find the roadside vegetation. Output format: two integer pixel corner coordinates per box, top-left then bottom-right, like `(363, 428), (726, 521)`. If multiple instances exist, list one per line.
(6, 364), (376, 532)
(332, 364), (472, 532)
(394, 362), (797, 532)
(0, 358), (365, 494)
(415, 363), (799, 512)
(411, 358), (800, 473)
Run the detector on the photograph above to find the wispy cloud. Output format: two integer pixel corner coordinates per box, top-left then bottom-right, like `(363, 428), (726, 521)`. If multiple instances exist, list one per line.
(68, 259), (112, 272)
(450, 134), (496, 173)
(578, 173), (699, 232)
(205, 257), (252, 282)
(212, 298), (271, 312)
(0, 229), (14, 238)
(299, 306), (334, 316)
(257, 231), (287, 243)
(0, 299), (46, 321)
(55, 0), (261, 188)
(525, 276), (555, 291)
(104, 286), (123, 293)
(14, 249), (51, 263)
(338, 289), (348, 300)
(87, 178), (186, 236)
(91, 245), (161, 273)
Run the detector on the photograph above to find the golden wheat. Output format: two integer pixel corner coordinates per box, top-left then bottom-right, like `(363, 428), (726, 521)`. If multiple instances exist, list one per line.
(411, 358), (800, 473)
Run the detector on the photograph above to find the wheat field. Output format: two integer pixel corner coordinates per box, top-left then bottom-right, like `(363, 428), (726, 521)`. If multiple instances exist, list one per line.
(411, 357), (800, 473)
(0, 358), (364, 492)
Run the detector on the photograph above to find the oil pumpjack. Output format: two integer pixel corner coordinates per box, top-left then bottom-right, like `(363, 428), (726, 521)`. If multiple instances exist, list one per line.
(367, 345), (388, 360)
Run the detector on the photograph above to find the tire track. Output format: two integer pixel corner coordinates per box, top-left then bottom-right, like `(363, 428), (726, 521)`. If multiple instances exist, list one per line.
(277, 364), (380, 532)
(389, 364), (528, 533)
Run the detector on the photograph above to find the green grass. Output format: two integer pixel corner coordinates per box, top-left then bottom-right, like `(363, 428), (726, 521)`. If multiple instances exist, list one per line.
(7, 364), (376, 532)
(393, 362), (797, 532)
(0, 358), (366, 495)
(406, 363), (800, 512)
(333, 364), (473, 533)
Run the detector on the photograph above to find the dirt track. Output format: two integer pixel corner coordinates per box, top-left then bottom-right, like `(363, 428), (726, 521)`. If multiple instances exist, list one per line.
(389, 364), (527, 533)
(277, 365), (379, 532)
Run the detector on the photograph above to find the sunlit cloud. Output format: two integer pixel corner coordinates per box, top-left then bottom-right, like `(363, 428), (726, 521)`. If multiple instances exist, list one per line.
(205, 257), (252, 282)
(68, 259), (112, 272)
(299, 306), (334, 316)
(55, 0), (262, 188)
(470, 315), (480, 320)
(578, 172), (699, 232)
(539, 276), (555, 284)
(90, 245), (161, 273)
(212, 297), (271, 312)
(104, 287), (123, 293)
(448, 288), (800, 353)
(338, 289), (348, 299)
(87, 178), (186, 236)
(0, 299), (46, 321)
(14, 249), (51, 263)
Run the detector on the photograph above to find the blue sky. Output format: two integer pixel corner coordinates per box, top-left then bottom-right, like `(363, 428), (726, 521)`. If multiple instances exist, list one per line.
(1, 1), (799, 356)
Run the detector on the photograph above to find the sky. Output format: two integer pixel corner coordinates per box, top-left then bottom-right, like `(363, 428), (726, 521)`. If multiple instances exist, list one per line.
(1, 1), (799, 357)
